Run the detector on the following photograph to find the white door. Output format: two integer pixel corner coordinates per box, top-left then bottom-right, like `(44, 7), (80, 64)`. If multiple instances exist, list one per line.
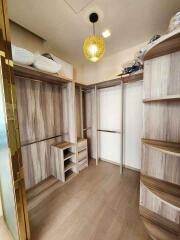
(124, 81), (143, 170)
(97, 85), (122, 165)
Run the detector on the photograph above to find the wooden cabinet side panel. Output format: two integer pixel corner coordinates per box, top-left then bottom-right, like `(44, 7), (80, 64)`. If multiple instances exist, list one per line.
(144, 51), (180, 99)
(143, 102), (180, 143)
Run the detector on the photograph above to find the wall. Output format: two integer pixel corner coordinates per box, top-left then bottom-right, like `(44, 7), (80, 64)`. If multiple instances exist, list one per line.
(0, 195), (2, 217)
(10, 22), (69, 61)
(77, 41), (146, 84)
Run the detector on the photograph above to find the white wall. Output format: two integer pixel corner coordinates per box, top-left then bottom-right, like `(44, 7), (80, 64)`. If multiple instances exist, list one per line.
(0, 195), (2, 217)
(77, 41), (146, 84)
(124, 81), (143, 170)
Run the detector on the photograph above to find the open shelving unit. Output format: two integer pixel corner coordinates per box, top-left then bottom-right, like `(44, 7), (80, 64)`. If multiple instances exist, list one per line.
(51, 141), (77, 182)
(140, 30), (180, 240)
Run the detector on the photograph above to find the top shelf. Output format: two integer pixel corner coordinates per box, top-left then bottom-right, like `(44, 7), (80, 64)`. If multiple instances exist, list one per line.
(14, 64), (72, 85)
(143, 95), (180, 103)
(142, 139), (180, 157)
(52, 141), (75, 150)
(144, 30), (180, 61)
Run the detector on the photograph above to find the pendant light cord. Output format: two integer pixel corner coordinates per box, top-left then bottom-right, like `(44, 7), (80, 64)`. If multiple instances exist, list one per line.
(93, 23), (95, 36)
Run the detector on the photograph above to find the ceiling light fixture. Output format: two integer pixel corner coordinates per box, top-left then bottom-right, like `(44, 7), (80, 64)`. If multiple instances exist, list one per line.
(83, 12), (105, 63)
(102, 29), (111, 38)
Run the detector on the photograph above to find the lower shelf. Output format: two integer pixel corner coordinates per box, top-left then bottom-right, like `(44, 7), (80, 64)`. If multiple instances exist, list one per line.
(140, 206), (179, 240)
(141, 174), (180, 209)
(65, 169), (76, 182)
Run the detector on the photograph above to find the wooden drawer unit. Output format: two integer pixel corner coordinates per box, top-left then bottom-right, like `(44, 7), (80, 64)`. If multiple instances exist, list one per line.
(77, 138), (87, 152)
(77, 138), (88, 171)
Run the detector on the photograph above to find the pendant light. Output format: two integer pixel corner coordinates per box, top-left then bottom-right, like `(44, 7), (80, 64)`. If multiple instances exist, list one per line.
(83, 13), (105, 62)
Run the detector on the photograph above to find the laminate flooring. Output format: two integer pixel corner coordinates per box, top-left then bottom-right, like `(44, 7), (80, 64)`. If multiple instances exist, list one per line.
(28, 160), (151, 240)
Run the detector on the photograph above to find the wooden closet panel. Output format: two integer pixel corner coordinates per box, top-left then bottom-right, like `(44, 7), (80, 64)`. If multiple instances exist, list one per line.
(15, 77), (64, 144)
(141, 145), (180, 185)
(61, 86), (69, 140)
(143, 102), (180, 142)
(144, 51), (180, 99)
(140, 183), (179, 224)
(75, 88), (81, 138)
(21, 136), (62, 190)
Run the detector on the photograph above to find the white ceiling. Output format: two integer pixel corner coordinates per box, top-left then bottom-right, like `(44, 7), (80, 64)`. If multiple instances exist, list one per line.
(8, 0), (180, 64)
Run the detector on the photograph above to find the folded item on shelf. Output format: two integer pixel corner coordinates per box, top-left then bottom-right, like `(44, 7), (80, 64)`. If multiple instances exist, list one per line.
(33, 54), (61, 74)
(12, 45), (35, 65)
(168, 12), (180, 33)
(121, 59), (143, 75)
(43, 53), (73, 80)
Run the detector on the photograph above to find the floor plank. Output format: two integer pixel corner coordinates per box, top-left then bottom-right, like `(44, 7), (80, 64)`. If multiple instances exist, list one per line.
(29, 160), (151, 240)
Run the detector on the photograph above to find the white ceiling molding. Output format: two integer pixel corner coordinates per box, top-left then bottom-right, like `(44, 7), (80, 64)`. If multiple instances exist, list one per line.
(64, 0), (94, 14)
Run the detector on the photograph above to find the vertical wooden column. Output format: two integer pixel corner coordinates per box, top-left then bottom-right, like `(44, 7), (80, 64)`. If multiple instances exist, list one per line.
(0, 0), (30, 239)
(120, 80), (124, 174)
(94, 85), (99, 165)
(79, 86), (84, 139)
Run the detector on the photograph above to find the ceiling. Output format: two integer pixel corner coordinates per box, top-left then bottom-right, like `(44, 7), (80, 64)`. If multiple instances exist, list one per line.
(8, 0), (180, 64)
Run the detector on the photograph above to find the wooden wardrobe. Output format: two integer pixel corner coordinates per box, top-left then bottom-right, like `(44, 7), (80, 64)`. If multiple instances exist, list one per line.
(139, 31), (180, 239)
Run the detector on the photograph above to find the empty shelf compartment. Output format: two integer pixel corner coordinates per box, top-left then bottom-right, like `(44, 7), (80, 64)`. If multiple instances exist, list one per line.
(64, 159), (76, 172)
(65, 169), (75, 181)
(63, 149), (75, 160)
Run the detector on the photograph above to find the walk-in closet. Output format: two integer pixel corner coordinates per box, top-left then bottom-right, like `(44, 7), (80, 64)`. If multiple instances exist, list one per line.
(0, 1), (180, 240)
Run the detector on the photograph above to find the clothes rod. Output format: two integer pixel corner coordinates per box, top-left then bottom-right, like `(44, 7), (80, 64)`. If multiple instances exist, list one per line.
(97, 129), (121, 134)
(21, 134), (65, 147)
(83, 127), (92, 131)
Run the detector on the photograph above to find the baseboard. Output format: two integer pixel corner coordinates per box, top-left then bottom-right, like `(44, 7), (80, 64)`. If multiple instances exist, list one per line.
(98, 158), (140, 172)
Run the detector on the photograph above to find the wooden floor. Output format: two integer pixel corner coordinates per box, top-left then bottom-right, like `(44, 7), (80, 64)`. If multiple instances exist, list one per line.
(28, 160), (151, 240)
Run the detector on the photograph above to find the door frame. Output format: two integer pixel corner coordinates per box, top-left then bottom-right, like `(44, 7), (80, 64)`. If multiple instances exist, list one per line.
(0, 0), (30, 239)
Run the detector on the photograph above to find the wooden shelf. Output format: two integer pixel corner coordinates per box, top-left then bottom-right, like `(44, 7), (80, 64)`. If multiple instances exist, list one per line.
(144, 30), (180, 61)
(141, 174), (180, 209)
(53, 141), (74, 150)
(64, 152), (75, 161)
(140, 206), (179, 240)
(64, 161), (76, 172)
(65, 169), (76, 182)
(14, 64), (72, 84)
(142, 139), (180, 157)
(143, 95), (180, 103)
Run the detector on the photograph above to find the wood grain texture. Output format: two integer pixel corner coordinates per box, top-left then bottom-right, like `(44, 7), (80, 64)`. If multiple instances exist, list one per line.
(143, 52), (180, 99)
(141, 144), (180, 185)
(15, 76), (71, 189)
(28, 160), (151, 240)
(140, 206), (179, 236)
(21, 136), (62, 190)
(141, 175), (180, 209)
(144, 32), (180, 61)
(142, 139), (180, 157)
(14, 64), (72, 84)
(140, 183), (179, 224)
(143, 102), (180, 143)
(75, 87), (81, 138)
(15, 77), (67, 144)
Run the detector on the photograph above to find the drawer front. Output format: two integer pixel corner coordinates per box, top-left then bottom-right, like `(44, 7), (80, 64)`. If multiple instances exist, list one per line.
(78, 149), (87, 162)
(78, 158), (88, 171)
(77, 139), (87, 152)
